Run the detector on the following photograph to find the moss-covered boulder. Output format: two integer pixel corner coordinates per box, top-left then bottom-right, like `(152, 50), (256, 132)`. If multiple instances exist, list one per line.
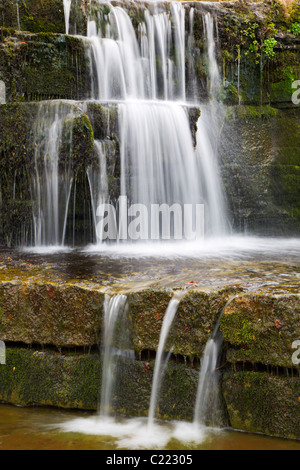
(222, 371), (300, 440)
(0, 0), (65, 33)
(0, 31), (91, 102)
(0, 283), (105, 347)
(60, 113), (95, 173)
(220, 293), (300, 368)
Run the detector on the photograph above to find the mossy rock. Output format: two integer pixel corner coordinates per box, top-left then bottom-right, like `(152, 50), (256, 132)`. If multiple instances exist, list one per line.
(0, 32), (91, 102)
(0, 282), (105, 347)
(220, 293), (300, 368)
(126, 287), (238, 358)
(60, 113), (95, 172)
(0, 347), (203, 421)
(222, 371), (300, 440)
(0, 0), (65, 33)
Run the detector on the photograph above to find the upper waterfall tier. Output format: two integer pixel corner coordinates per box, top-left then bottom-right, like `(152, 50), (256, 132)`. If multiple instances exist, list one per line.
(85, 2), (193, 102)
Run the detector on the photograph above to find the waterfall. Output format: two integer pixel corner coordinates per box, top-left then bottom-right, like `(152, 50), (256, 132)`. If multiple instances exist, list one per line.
(87, 140), (109, 241)
(193, 332), (223, 426)
(194, 296), (238, 427)
(119, 102), (200, 207)
(196, 107), (228, 236)
(147, 297), (180, 428)
(195, 12), (228, 236)
(63, 0), (72, 35)
(87, 4), (187, 101)
(204, 13), (221, 100)
(99, 294), (127, 418)
(84, 3), (228, 243)
(28, 3), (228, 248)
(31, 103), (76, 247)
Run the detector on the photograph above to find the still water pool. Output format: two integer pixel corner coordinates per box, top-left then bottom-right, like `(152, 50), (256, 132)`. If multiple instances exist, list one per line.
(0, 404), (299, 450)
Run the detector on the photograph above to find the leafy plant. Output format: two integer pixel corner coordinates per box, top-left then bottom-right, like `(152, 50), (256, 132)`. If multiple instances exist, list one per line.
(263, 38), (277, 58)
(289, 22), (300, 36)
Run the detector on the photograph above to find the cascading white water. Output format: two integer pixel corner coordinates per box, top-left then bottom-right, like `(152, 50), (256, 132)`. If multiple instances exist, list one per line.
(84, 3), (228, 242)
(32, 2), (228, 248)
(196, 107), (228, 235)
(32, 103), (76, 247)
(119, 102), (200, 207)
(87, 3), (187, 101)
(193, 332), (223, 426)
(194, 296), (238, 427)
(63, 0), (72, 35)
(87, 139), (109, 239)
(99, 294), (127, 418)
(195, 12), (228, 235)
(204, 13), (221, 100)
(147, 297), (180, 429)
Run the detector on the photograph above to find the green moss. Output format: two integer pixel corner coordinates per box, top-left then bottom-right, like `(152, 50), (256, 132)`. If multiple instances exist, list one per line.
(0, 348), (204, 422)
(270, 65), (299, 103)
(0, 33), (91, 102)
(68, 114), (95, 173)
(221, 312), (255, 346)
(235, 105), (278, 121)
(270, 164), (300, 223)
(224, 84), (239, 105)
(221, 294), (300, 368)
(223, 371), (300, 440)
(19, 0), (65, 34)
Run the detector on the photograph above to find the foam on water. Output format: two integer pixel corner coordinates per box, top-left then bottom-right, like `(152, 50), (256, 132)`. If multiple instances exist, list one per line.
(22, 245), (73, 255)
(82, 236), (300, 260)
(56, 416), (215, 449)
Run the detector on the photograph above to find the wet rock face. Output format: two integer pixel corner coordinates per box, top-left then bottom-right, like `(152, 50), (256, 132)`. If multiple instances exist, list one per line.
(220, 293), (300, 440)
(220, 293), (300, 368)
(0, 348), (203, 421)
(222, 371), (300, 441)
(0, 102), (97, 246)
(220, 107), (300, 235)
(0, 283), (105, 347)
(0, 33), (91, 102)
(0, 0), (65, 33)
(0, 282), (233, 355)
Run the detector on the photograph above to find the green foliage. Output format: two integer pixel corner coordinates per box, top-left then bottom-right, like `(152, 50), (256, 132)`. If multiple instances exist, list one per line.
(241, 21), (259, 40)
(240, 22), (261, 64)
(263, 38), (277, 59)
(289, 22), (300, 36)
